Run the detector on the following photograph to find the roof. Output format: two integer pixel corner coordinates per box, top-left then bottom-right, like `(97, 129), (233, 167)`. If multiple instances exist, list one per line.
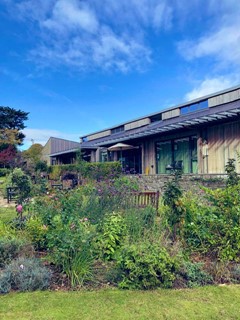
(81, 98), (240, 147)
(80, 84), (240, 139)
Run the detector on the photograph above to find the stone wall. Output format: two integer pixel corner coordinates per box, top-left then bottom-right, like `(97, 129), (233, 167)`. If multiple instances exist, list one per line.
(128, 174), (227, 195)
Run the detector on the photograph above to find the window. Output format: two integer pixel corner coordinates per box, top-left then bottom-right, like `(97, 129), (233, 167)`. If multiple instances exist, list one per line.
(180, 100), (208, 115)
(156, 136), (198, 174)
(150, 114), (162, 123)
(111, 126), (124, 134)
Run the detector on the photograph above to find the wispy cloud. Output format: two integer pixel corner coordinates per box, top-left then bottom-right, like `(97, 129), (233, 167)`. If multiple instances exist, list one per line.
(185, 76), (239, 101)
(3, 0), (174, 73)
(22, 128), (81, 148)
(178, 0), (240, 69)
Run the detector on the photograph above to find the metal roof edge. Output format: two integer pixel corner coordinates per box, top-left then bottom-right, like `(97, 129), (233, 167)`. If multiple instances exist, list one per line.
(79, 84), (240, 139)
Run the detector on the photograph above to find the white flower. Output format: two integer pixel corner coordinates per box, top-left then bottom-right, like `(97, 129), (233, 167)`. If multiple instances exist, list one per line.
(19, 264), (24, 270)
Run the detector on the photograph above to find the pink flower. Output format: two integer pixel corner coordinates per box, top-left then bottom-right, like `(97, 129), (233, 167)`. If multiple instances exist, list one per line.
(84, 218), (88, 221)
(16, 204), (23, 213)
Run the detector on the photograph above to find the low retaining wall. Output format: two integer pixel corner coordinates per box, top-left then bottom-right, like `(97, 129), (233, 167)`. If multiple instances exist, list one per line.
(128, 174), (227, 194)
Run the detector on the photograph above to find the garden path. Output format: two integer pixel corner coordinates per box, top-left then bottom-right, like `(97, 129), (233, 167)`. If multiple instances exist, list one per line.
(0, 194), (14, 208)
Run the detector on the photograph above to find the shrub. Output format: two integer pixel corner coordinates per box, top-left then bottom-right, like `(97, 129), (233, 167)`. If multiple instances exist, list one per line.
(123, 206), (156, 242)
(0, 237), (26, 267)
(25, 217), (48, 250)
(62, 245), (94, 288)
(117, 242), (178, 289)
(162, 170), (184, 240)
(95, 212), (126, 261)
(225, 158), (239, 187)
(0, 257), (51, 293)
(177, 261), (213, 288)
(0, 168), (10, 177)
(6, 168), (32, 203)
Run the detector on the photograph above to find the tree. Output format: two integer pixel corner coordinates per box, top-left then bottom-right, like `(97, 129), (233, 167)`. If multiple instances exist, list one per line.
(0, 145), (17, 167)
(0, 106), (29, 168)
(22, 143), (43, 164)
(0, 106), (29, 145)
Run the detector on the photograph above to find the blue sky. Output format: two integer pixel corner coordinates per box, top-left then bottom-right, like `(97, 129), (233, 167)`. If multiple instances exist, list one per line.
(1, 0), (240, 149)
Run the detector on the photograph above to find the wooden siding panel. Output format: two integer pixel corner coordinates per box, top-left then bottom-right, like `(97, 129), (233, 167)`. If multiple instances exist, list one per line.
(87, 130), (111, 141)
(162, 108), (180, 120)
(124, 118), (150, 131)
(208, 89), (240, 107)
(207, 120), (240, 173)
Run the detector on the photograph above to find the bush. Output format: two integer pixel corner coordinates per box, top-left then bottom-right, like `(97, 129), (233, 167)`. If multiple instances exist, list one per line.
(177, 261), (213, 288)
(0, 257), (51, 293)
(95, 212), (126, 261)
(6, 168), (32, 203)
(0, 237), (27, 267)
(117, 242), (178, 289)
(25, 217), (48, 250)
(0, 168), (10, 177)
(48, 162), (122, 181)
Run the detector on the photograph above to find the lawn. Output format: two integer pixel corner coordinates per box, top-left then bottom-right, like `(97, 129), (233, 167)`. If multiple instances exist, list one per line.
(0, 285), (239, 320)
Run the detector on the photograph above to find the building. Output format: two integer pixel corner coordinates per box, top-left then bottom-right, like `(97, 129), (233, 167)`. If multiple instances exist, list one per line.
(45, 85), (240, 174)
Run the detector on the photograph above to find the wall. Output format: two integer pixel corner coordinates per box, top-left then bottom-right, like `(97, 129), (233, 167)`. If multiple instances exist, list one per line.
(128, 174), (226, 195)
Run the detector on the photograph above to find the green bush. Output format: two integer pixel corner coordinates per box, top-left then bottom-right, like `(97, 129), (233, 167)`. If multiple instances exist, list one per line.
(0, 257), (51, 293)
(25, 216), (48, 250)
(0, 168), (10, 177)
(179, 185), (240, 262)
(177, 261), (213, 288)
(162, 170), (184, 240)
(123, 206), (156, 242)
(48, 162), (122, 181)
(117, 242), (178, 289)
(95, 212), (126, 261)
(6, 168), (32, 203)
(0, 237), (27, 267)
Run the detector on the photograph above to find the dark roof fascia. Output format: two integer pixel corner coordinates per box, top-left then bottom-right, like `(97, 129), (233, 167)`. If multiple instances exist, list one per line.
(79, 84), (240, 139)
(80, 99), (240, 147)
(49, 146), (97, 157)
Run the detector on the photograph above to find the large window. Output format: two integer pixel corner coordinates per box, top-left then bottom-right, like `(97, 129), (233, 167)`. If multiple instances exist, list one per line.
(156, 136), (198, 173)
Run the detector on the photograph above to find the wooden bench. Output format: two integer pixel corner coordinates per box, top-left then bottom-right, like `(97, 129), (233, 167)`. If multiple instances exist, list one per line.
(6, 187), (19, 203)
(132, 191), (160, 212)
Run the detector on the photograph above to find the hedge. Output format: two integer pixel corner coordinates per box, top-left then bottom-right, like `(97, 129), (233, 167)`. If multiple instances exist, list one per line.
(48, 162), (122, 181)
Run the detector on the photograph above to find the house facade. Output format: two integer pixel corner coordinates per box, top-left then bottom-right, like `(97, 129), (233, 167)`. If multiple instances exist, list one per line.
(44, 86), (240, 175)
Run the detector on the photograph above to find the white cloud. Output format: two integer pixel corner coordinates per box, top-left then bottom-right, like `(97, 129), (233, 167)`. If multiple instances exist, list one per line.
(185, 77), (239, 101)
(3, 0), (174, 73)
(43, 0), (98, 34)
(179, 25), (240, 67)
(22, 128), (81, 148)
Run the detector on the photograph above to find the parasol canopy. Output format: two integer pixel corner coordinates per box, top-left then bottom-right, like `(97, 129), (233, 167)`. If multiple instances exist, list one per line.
(107, 143), (138, 151)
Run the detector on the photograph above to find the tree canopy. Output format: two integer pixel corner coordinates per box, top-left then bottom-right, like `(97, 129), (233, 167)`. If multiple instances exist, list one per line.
(0, 106), (29, 145)
(0, 106), (29, 167)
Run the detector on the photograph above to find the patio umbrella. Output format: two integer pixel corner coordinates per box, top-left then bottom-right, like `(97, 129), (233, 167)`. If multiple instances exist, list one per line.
(107, 143), (137, 152)
(108, 143), (138, 166)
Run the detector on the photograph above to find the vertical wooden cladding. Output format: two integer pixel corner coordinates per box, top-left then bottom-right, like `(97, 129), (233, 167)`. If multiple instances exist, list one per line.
(143, 140), (156, 174)
(207, 120), (240, 173)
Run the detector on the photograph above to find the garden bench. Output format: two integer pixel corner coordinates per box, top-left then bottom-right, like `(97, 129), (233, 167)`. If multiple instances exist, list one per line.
(132, 191), (160, 212)
(6, 187), (19, 203)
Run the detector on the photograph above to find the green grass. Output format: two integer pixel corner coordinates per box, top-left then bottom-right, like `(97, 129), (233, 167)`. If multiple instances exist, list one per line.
(0, 207), (17, 224)
(0, 286), (239, 320)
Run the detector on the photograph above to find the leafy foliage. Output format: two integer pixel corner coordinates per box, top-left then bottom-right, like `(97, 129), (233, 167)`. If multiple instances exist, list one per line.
(95, 212), (126, 261)
(117, 242), (179, 289)
(162, 169), (184, 239)
(0, 257), (51, 293)
(225, 158), (239, 187)
(0, 237), (28, 267)
(177, 261), (213, 288)
(6, 168), (32, 203)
